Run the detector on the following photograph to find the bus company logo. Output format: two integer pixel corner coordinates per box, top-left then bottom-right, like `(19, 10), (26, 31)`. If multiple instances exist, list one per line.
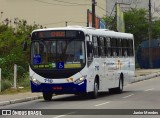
(106, 63), (115, 66)
(2, 110), (11, 115)
(116, 60), (122, 70)
(66, 78), (73, 82)
(95, 66), (99, 71)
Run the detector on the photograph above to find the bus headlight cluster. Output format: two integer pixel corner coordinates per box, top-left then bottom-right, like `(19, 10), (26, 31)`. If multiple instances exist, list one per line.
(30, 77), (41, 85)
(74, 76), (86, 84)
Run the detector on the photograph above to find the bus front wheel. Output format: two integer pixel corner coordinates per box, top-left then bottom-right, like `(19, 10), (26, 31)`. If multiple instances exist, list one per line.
(90, 81), (98, 99)
(43, 92), (52, 101)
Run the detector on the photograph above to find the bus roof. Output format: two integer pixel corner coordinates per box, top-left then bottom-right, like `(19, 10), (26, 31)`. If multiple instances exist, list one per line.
(32, 26), (134, 39)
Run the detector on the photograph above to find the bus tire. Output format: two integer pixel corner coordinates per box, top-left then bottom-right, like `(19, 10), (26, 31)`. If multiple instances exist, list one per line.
(116, 77), (123, 94)
(90, 81), (98, 99)
(109, 76), (123, 94)
(43, 92), (52, 101)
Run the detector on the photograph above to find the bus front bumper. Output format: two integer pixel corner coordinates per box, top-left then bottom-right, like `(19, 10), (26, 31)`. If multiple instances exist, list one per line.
(30, 80), (87, 94)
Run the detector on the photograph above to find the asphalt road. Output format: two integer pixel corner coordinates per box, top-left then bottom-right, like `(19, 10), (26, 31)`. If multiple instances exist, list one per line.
(1, 77), (160, 118)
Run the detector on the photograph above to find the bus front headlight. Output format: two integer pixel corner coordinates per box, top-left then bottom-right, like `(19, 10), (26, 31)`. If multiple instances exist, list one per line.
(74, 76), (86, 84)
(30, 77), (41, 85)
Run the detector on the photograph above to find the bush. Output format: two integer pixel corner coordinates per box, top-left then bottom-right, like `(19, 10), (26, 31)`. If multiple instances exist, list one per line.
(1, 79), (12, 91)
(18, 73), (30, 87)
(0, 17), (42, 91)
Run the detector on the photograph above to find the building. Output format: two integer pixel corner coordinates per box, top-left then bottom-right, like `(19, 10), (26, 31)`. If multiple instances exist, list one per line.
(107, 0), (160, 18)
(0, 0), (106, 27)
(0, 0), (159, 28)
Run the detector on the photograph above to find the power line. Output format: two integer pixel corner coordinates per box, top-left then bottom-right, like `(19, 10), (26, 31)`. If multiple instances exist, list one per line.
(96, 5), (110, 14)
(53, 0), (109, 12)
(43, 20), (86, 26)
(52, 0), (90, 6)
(43, 21), (65, 25)
(68, 21), (86, 24)
(35, 0), (109, 14)
(35, 0), (89, 6)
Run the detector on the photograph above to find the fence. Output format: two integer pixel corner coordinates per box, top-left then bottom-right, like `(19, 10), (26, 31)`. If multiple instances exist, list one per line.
(0, 65), (17, 92)
(0, 68), (1, 92)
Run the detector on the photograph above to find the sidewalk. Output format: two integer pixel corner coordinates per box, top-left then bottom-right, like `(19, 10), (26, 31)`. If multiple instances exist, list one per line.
(0, 69), (160, 106)
(133, 69), (160, 82)
(135, 69), (160, 77)
(0, 92), (42, 106)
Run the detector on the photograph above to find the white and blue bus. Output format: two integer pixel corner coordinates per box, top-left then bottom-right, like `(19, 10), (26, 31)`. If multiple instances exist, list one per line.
(29, 26), (135, 101)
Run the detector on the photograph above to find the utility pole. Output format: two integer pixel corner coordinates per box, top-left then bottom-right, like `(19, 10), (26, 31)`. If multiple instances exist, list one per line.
(148, 0), (153, 68)
(92, 0), (96, 28)
(106, 0), (107, 17)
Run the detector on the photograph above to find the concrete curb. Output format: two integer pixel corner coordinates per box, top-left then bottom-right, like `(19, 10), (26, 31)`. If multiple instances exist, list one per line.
(0, 72), (160, 106)
(0, 95), (43, 106)
(132, 72), (160, 83)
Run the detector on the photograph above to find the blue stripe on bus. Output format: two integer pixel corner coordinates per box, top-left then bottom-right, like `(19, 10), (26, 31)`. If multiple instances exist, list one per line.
(30, 80), (87, 94)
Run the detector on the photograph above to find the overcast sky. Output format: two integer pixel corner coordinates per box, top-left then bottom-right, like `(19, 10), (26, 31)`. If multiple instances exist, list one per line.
(0, 0), (159, 28)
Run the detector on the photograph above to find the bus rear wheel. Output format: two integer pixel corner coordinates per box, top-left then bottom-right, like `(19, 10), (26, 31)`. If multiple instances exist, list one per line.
(116, 78), (123, 94)
(43, 92), (52, 101)
(109, 77), (123, 94)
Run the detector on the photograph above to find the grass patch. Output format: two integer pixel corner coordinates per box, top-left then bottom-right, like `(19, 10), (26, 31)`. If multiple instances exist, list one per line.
(0, 72), (30, 94)
(1, 79), (12, 91)
(0, 86), (31, 95)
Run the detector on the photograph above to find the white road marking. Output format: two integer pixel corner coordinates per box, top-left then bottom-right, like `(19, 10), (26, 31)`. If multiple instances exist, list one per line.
(53, 112), (75, 118)
(123, 94), (134, 98)
(94, 102), (110, 107)
(144, 88), (154, 91)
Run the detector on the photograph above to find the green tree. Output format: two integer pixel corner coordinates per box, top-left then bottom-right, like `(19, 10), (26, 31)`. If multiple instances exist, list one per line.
(104, 8), (160, 48)
(103, 16), (116, 30)
(124, 8), (148, 48)
(0, 18), (42, 90)
(152, 20), (160, 39)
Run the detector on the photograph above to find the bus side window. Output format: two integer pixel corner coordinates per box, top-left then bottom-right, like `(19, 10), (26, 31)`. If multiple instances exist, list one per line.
(106, 37), (111, 57)
(129, 39), (134, 56)
(117, 39), (122, 57)
(87, 41), (93, 58)
(111, 38), (117, 57)
(104, 37), (107, 56)
(99, 36), (105, 57)
(126, 39), (130, 56)
(97, 37), (101, 57)
(122, 39), (127, 57)
(92, 36), (99, 57)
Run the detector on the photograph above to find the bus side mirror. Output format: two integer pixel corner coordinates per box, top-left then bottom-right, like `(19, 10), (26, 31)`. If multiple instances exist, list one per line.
(23, 41), (27, 51)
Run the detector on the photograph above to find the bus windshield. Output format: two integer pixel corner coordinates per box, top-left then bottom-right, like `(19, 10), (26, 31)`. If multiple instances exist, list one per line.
(31, 39), (86, 69)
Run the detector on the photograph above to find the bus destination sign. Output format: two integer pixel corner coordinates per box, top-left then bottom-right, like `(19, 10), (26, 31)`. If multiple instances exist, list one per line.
(35, 30), (82, 39)
(38, 31), (65, 38)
